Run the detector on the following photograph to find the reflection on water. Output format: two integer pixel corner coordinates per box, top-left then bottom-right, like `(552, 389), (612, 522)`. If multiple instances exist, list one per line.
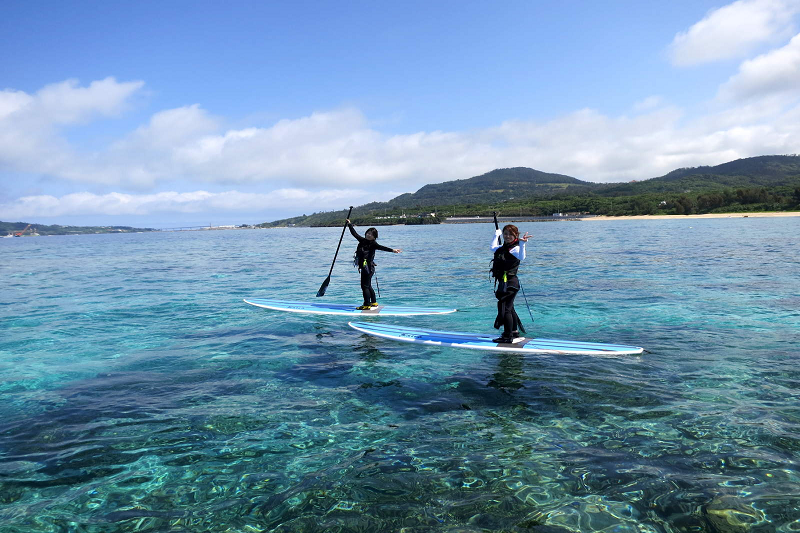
(1, 219), (799, 531)
(488, 353), (526, 392)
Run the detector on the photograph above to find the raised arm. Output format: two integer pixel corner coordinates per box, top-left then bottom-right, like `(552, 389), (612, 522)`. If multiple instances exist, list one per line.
(490, 229), (502, 251)
(347, 222), (365, 243)
(510, 241), (526, 261)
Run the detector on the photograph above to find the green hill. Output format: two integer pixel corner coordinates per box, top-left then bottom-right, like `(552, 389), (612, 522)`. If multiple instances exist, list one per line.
(384, 167), (596, 208)
(261, 154), (800, 226)
(598, 154), (800, 195)
(655, 154), (800, 183)
(0, 221), (157, 236)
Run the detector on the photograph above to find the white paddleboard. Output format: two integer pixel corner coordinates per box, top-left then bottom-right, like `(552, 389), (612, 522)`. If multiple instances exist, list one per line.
(348, 321), (644, 355)
(244, 298), (456, 316)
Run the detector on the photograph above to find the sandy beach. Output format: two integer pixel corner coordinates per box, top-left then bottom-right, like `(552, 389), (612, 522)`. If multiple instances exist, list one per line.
(583, 211), (800, 221)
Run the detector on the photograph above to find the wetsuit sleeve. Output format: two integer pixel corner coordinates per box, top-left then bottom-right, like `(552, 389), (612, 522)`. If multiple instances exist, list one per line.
(510, 242), (526, 261)
(490, 229), (502, 251)
(374, 243), (394, 253)
(348, 223), (366, 243)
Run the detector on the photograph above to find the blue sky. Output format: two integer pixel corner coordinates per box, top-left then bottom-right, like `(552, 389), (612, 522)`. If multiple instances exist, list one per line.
(2, 0), (800, 227)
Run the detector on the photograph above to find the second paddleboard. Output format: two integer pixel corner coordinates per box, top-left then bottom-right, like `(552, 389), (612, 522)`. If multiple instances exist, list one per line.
(348, 321), (644, 355)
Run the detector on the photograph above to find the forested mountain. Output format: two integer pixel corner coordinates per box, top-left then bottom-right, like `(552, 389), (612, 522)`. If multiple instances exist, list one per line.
(9, 156), (798, 233)
(383, 167), (596, 207)
(379, 155), (800, 203)
(655, 155), (800, 183)
(261, 154), (800, 226)
(0, 221), (157, 236)
(597, 155), (800, 195)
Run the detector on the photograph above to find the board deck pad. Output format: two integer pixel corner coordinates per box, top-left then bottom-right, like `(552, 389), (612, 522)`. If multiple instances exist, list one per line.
(348, 321), (644, 355)
(244, 298), (456, 316)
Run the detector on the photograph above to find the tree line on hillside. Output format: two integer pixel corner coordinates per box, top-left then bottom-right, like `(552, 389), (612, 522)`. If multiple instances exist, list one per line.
(260, 155), (800, 227)
(374, 155), (800, 208)
(260, 184), (800, 227)
(0, 221), (157, 236)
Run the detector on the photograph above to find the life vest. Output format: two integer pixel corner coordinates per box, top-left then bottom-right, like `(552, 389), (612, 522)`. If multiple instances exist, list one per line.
(491, 242), (520, 283)
(354, 242), (376, 271)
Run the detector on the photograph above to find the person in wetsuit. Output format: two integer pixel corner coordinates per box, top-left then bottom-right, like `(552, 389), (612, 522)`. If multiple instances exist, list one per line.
(347, 220), (402, 309)
(491, 224), (531, 343)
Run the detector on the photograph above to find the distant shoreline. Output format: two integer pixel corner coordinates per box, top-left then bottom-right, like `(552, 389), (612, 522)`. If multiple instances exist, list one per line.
(582, 211), (800, 221)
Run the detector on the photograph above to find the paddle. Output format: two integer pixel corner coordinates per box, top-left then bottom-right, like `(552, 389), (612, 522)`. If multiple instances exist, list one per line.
(316, 206), (354, 297)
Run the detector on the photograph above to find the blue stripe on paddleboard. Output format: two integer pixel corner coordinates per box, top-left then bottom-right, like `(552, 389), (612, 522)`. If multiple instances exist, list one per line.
(352, 323), (496, 340)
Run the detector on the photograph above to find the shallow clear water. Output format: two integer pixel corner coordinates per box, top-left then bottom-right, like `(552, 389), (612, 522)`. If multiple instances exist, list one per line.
(1, 219), (799, 532)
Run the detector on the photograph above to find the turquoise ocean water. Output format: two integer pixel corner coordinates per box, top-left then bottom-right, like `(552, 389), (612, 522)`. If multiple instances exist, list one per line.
(1, 218), (799, 532)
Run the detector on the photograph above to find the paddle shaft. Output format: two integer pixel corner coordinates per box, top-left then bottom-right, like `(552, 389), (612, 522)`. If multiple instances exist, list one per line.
(519, 283), (535, 324)
(316, 206), (353, 296)
(326, 206), (354, 278)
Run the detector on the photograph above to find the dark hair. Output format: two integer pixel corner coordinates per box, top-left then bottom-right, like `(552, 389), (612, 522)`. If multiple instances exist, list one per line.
(502, 224), (519, 241)
(366, 227), (378, 239)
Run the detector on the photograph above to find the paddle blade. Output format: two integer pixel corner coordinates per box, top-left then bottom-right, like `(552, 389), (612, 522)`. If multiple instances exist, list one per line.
(316, 276), (331, 297)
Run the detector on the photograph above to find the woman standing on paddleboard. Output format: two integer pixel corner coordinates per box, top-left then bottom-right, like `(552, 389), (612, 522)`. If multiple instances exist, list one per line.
(347, 220), (402, 310)
(491, 223), (531, 343)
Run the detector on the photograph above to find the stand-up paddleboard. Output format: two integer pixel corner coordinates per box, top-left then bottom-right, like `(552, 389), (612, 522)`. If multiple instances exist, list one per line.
(244, 298), (456, 316)
(348, 321), (644, 355)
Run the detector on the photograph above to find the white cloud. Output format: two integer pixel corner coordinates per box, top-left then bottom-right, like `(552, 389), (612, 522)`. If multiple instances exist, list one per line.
(0, 189), (376, 220)
(169, 108), (456, 186)
(34, 78), (145, 124)
(0, 77), (144, 177)
(125, 105), (220, 148)
(20, 106), (500, 189)
(4, 74), (800, 223)
(718, 32), (800, 100)
(4, 95), (800, 194)
(0, 77), (144, 128)
(0, 89), (33, 121)
(39, 103), (742, 188)
(632, 96), (664, 112)
(669, 0), (800, 66)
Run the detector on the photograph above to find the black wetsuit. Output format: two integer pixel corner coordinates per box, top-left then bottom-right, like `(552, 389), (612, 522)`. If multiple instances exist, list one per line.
(348, 224), (394, 305)
(492, 240), (523, 338)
